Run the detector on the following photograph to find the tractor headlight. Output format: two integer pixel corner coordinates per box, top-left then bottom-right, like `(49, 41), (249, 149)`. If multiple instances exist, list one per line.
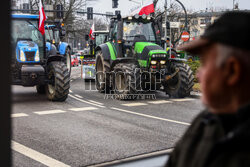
(142, 14), (147, 19)
(160, 60), (166, 64)
(35, 51), (40, 62)
(151, 60), (157, 65)
(20, 50), (26, 62)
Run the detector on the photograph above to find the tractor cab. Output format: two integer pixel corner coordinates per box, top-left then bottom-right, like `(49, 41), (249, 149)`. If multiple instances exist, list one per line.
(45, 23), (66, 47)
(11, 14), (45, 65)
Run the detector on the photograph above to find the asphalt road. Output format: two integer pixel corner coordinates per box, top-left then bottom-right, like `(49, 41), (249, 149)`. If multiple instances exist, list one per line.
(12, 66), (204, 167)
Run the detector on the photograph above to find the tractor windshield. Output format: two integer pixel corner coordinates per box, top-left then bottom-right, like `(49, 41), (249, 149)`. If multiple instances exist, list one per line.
(11, 19), (45, 58)
(45, 29), (53, 41)
(95, 33), (107, 46)
(45, 28), (60, 44)
(123, 21), (156, 42)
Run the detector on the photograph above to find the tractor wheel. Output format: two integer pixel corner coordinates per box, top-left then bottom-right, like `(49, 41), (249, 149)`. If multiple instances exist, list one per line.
(65, 47), (72, 75)
(165, 62), (194, 98)
(36, 85), (46, 94)
(46, 61), (70, 101)
(95, 51), (111, 93)
(113, 63), (140, 100)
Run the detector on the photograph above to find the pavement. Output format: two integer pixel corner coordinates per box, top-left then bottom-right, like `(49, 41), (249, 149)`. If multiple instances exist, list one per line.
(12, 66), (204, 167)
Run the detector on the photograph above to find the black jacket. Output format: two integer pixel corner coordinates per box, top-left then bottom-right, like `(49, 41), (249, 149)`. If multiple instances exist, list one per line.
(166, 103), (250, 167)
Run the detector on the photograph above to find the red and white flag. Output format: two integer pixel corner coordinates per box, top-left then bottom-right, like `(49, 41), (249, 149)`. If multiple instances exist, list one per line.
(131, 0), (155, 16)
(38, 0), (46, 35)
(89, 24), (95, 40)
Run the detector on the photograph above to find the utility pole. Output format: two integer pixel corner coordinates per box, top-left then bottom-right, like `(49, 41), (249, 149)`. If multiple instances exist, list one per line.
(164, 0), (167, 50)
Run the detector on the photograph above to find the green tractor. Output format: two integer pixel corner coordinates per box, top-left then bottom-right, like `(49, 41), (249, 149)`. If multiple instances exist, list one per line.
(95, 14), (194, 99)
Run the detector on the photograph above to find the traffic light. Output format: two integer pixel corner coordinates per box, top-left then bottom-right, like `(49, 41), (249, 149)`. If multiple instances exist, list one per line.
(166, 21), (170, 29)
(23, 3), (29, 13)
(112, 0), (118, 8)
(56, 4), (64, 18)
(87, 7), (93, 20)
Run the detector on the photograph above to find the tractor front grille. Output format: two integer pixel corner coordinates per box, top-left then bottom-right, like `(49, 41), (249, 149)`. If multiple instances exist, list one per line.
(25, 51), (35, 61)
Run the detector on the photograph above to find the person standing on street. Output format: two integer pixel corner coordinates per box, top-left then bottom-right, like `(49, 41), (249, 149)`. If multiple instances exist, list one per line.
(165, 11), (250, 167)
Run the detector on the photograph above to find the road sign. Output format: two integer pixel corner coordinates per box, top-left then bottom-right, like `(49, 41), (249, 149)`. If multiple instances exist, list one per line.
(170, 22), (180, 28)
(181, 31), (190, 42)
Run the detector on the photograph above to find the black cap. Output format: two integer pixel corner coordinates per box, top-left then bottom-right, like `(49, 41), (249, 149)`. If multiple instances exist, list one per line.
(177, 11), (250, 54)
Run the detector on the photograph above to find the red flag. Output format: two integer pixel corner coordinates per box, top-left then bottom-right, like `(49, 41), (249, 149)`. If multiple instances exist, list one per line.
(89, 24), (95, 40)
(130, 0), (155, 16)
(39, 0), (46, 35)
(138, 3), (155, 15)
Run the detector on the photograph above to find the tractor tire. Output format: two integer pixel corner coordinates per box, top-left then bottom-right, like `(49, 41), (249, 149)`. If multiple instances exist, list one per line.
(65, 47), (72, 75)
(46, 61), (70, 102)
(95, 51), (111, 93)
(113, 63), (141, 100)
(36, 85), (46, 94)
(165, 62), (194, 98)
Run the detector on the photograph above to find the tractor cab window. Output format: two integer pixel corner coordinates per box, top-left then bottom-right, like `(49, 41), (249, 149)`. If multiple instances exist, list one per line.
(54, 29), (60, 44)
(95, 34), (106, 46)
(11, 19), (45, 59)
(45, 29), (53, 42)
(109, 21), (118, 42)
(123, 21), (156, 42)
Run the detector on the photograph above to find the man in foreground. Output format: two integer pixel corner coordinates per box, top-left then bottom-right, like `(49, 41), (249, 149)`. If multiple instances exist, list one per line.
(166, 11), (250, 167)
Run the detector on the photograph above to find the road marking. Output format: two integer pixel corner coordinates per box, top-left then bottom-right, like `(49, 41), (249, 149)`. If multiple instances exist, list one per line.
(171, 98), (195, 102)
(148, 100), (173, 104)
(121, 103), (148, 107)
(11, 113), (29, 118)
(69, 94), (105, 108)
(75, 94), (83, 98)
(111, 107), (190, 126)
(34, 110), (66, 115)
(88, 148), (173, 167)
(69, 107), (98, 111)
(12, 141), (70, 167)
(88, 100), (104, 105)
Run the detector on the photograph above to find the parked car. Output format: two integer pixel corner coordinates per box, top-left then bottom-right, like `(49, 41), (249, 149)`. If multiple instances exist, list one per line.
(71, 55), (79, 67)
(75, 53), (82, 64)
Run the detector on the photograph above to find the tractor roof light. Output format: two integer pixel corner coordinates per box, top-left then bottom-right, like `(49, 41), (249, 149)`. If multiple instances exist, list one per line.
(142, 14), (147, 19)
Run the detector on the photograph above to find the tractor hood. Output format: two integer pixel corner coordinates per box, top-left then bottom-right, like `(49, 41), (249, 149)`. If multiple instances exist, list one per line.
(134, 42), (167, 67)
(17, 40), (39, 52)
(134, 42), (167, 58)
(16, 40), (39, 62)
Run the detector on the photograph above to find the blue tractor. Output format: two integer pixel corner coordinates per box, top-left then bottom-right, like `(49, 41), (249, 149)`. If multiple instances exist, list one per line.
(45, 23), (72, 74)
(11, 14), (70, 101)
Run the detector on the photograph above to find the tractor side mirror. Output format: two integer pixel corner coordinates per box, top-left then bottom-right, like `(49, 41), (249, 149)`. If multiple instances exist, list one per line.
(85, 35), (89, 41)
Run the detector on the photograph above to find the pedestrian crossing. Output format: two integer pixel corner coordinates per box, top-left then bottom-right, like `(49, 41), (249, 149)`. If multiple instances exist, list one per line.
(12, 97), (198, 118)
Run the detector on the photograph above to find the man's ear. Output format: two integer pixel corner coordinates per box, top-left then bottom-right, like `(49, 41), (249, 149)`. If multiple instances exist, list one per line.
(224, 57), (241, 86)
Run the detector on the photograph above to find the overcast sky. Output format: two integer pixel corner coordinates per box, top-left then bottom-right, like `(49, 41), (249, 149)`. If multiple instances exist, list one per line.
(87, 0), (249, 17)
